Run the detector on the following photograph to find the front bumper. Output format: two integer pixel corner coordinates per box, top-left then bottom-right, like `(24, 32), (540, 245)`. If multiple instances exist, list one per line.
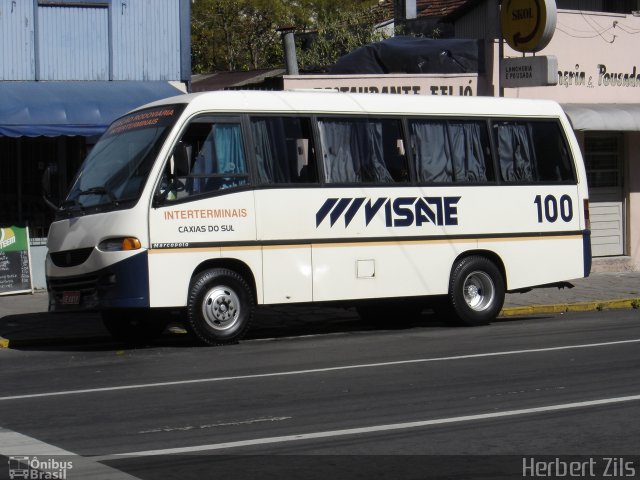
(47, 251), (150, 312)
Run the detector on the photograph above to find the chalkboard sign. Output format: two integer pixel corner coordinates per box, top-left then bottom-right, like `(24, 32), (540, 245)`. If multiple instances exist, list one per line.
(0, 226), (33, 295)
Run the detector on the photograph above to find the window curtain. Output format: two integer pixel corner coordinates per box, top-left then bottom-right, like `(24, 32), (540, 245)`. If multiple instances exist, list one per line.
(190, 126), (215, 192)
(189, 124), (246, 192)
(411, 122), (452, 182)
(250, 118), (289, 183)
(318, 120), (358, 182)
(215, 124), (246, 189)
(353, 121), (393, 183)
(214, 124), (246, 175)
(496, 124), (534, 182)
(448, 122), (486, 182)
(411, 121), (487, 183)
(319, 119), (392, 183)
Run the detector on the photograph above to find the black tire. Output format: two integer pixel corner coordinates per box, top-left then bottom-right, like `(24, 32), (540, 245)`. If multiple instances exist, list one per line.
(357, 300), (423, 328)
(187, 268), (254, 345)
(101, 309), (168, 344)
(448, 256), (505, 326)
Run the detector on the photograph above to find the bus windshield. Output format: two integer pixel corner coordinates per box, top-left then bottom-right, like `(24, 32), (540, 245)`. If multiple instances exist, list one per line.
(64, 104), (184, 212)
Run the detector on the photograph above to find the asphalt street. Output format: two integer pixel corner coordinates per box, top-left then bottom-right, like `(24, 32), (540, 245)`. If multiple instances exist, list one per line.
(1, 309), (640, 479)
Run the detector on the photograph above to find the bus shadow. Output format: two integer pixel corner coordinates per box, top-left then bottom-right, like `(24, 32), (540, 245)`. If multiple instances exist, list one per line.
(5, 306), (551, 353)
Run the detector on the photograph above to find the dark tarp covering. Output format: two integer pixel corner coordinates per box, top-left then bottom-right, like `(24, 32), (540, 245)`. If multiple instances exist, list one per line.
(331, 36), (482, 75)
(0, 81), (183, 137)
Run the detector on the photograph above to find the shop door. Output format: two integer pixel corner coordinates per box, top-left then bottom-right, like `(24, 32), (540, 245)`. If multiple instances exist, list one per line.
(584, 133), (624, 257)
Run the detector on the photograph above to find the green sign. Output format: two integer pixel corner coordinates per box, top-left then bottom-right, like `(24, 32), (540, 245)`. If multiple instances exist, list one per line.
(0, 226), (33, 295)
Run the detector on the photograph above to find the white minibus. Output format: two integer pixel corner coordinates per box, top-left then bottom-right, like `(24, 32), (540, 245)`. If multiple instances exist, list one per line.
(45, 90), (591, 345)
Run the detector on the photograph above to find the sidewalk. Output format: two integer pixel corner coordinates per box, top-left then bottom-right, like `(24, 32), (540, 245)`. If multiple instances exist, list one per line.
(501, 271), (640, 315)
(2, 271), (640, 348)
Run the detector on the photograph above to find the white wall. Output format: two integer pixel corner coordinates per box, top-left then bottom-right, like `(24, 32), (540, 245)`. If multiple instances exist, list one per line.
(498, 10), (640, 103)
(30, 246), (47, 290)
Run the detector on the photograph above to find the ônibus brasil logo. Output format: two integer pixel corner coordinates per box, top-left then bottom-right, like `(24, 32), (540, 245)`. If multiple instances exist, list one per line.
(8, 456), (73, 479)
(315, 196), (461, 228)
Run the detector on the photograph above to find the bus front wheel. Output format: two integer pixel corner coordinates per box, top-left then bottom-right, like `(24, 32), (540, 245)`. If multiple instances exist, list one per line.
(187, 268), (255, 346)
(448, 256), (505, 326)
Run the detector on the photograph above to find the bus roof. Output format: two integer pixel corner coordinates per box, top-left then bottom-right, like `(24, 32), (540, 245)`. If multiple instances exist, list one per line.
(142, 89), (566, 119)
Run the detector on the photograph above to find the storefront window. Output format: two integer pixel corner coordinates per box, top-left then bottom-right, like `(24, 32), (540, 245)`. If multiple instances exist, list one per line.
(584, 133), (623, 188)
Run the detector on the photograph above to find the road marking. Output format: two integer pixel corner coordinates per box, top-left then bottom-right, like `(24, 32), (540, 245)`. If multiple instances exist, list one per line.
(138, 416), (292, 434)
(94, 393), (640, 458)
(467, 385), (566, 400)
(2, 338), (640, 402)
(0, 428), (140, 479)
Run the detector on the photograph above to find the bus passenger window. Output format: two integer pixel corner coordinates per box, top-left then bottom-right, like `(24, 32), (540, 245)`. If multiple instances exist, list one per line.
(410, 120), (493, 183)
(493, 120), (575, 183)
(494, 122), (536, 182)
(529, 122), (576, 182)
(161, 119), (249, 201)
(249, 116), (318, 184)
(317, 117), (409, 184)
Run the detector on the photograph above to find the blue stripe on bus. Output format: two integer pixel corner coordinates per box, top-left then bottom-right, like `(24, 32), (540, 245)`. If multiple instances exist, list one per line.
(99, 251), (150, 309)
(583, 230), (592, 278)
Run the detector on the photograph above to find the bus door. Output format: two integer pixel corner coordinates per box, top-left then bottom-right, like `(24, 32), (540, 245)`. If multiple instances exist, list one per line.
(148, 116), (258, 308)
(250, 115), (316, 305)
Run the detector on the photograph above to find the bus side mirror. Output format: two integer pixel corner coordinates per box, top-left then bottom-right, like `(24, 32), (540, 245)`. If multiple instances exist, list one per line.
(152, 142), (190, 208)
(173, 141), (190, 176)
(42, 164), (60, 211)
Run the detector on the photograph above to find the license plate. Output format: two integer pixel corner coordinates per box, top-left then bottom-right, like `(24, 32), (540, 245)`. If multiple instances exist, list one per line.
(61, 291), (81, 305)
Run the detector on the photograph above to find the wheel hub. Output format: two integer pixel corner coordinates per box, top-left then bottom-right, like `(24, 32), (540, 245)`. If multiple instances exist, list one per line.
(463, 271), (495, 312)
(202, 286), (240, 331)
(465, 284), (480, 299)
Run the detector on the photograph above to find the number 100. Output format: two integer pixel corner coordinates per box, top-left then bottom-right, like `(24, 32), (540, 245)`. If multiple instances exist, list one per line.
(534, 194), (573, 223)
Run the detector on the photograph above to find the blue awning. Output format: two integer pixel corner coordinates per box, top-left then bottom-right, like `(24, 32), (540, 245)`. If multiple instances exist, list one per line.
(0, 81), (184, 137)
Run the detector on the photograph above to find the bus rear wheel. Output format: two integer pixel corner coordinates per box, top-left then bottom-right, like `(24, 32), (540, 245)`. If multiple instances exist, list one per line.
(448, 256), (504, 326)
(187, 268), (254, 346)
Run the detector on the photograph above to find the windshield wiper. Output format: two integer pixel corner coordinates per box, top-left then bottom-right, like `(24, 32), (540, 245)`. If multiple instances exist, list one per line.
(58, 187), (119, 217)
(77, 186), (119, 206)
(60, 197), (83, 211)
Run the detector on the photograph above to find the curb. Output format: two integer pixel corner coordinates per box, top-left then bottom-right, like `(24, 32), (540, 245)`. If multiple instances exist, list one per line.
(0, 334), (109, 350)
(500, 297), (640, 317)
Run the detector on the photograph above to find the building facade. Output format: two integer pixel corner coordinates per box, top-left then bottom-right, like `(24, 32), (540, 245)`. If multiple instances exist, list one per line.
(0, 0), (191, 287)
(453, 1), (640, 270)
(499, 10), (640, 265)
(0, 0), (191, 240)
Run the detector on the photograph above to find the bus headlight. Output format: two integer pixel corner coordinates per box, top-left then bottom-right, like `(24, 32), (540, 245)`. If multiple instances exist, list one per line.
(98, 237), (142, 252)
